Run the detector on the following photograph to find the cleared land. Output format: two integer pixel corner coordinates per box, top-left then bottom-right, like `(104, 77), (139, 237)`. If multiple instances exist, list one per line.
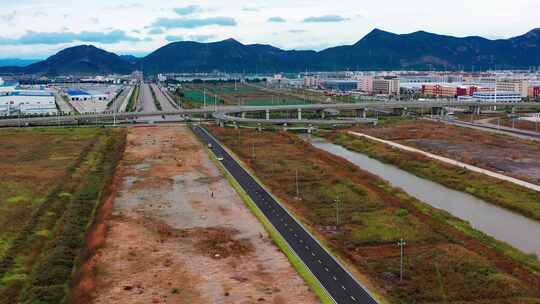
(73, 125), (318, 304)
(356, 119), (540, 185)
(175, 83), (309, 108)
(207, 126), (540, 303)
(0, 127), (126, 303)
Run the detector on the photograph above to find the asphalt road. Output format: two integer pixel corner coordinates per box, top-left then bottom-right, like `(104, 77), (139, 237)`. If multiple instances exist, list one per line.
(106, 86), (131, 113)
(138, 83), (157, 112)
(193, 125), (378, 304)
(151, 84), (179, 111)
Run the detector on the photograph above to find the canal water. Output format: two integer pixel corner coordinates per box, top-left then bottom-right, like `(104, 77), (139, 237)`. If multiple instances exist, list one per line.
(304, 135), (540, 257)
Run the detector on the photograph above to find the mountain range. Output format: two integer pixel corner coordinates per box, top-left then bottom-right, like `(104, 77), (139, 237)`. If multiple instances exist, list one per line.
(1, 28), (540, 75)
(0, 59), (40, 67)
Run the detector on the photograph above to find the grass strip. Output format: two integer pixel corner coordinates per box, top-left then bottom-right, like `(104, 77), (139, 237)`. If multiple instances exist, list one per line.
(149, 85), (163, 111)
(126, 85), (139, 112)
(202, 135), (334, 304)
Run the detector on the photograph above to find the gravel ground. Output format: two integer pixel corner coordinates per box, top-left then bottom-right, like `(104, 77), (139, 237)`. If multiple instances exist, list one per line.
(81, 125), (319, 304)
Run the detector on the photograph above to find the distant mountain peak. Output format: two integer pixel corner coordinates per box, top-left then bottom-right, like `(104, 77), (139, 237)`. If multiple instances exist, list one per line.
(217, 38), (243, 45)
(523, 28), (540, 38)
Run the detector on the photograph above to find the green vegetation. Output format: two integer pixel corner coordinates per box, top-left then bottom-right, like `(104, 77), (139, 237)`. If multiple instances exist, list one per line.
(327, 132), (540, 222)
(208, 126), (540, 303)
(204, 145), (334, 304)
(148, 85), (162, 111)
(126, 85), (139, 112)
(182, 83), (306, 106)
(0, 127), (126, 303)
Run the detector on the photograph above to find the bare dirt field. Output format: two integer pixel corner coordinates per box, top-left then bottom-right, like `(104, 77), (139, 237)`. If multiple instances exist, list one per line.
(73, 125), (318, 304)
(357, 120), (540, 185)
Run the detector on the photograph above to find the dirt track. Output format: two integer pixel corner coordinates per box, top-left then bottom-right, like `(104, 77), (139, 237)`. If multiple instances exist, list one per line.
(73, 125), (318, 304)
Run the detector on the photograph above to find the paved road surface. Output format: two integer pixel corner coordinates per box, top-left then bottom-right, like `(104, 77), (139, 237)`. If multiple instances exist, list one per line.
(151, 84), (178, 111)
(193, 125), (378, 304)
(106, 86), (132, 113)
(138, 83), (157, 112)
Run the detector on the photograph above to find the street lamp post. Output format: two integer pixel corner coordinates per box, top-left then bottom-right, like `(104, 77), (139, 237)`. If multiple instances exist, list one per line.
(397, 238), (406, 282)
(334, 196), (341, 226)
(295, 169), (300, 200)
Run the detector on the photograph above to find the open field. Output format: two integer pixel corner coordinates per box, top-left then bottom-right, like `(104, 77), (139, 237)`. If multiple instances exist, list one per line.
(207, 126), (540, 303)
(73, 125), (318, 304)
(0, 127), (126, 303)
(178, 83), (309, 107)
(500, 117), (540, 132)
(355, 119), (540, 186)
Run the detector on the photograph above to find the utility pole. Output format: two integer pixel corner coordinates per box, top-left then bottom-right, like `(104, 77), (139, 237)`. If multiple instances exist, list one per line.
(113, 95), (117, 126)
(334, 196), (341, 226)
(295, 169), (300, 200)
(203, 89), (206, 109)
(397, 238), (406, 282)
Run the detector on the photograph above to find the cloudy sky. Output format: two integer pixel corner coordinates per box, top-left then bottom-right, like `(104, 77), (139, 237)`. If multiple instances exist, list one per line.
(1, 0), (539, 59)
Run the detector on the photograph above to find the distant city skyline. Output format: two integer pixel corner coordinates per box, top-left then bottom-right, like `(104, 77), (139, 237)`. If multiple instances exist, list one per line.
(0, 0), (539, 59)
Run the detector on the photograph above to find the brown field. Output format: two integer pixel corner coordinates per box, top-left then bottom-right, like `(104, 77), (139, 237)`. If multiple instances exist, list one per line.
(73, 125), (319, 304)
(0, 127), (126, 303)
(208, 125), (540, 303)
(354, 119), (540, 185)
(501, 118), (540, 133)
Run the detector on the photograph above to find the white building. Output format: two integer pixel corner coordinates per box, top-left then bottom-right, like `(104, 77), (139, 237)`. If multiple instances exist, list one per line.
(66, 89), (109, 102)
(372, 77), (400, 95)
(0, 90), (58, 116)
(496, 79), (529, 98)
(472, 91), (522, 103)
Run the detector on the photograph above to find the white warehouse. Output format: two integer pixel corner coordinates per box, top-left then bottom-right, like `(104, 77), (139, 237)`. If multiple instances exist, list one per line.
(0, 90), (58, 116)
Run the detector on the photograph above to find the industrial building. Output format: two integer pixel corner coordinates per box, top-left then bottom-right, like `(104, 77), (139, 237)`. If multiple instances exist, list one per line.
(66, 89), (109, 102)
(421, 84), (481, 98)
(472, 91), (522, 102)
(320, 80), (359, 92)
(0, 90), (58, 116)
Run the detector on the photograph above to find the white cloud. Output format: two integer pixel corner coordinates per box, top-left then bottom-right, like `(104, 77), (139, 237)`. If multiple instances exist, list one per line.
(0, 0), (539, 58)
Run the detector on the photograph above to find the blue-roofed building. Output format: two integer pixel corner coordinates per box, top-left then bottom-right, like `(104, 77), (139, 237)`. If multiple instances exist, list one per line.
(0, 89), (58, 116)
(66, 89), (108, 102)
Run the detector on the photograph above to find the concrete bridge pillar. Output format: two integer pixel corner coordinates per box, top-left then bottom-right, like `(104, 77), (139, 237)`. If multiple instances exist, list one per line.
(431, 107), (443, 116)
(257, 123), (262, 132)
(321, 110), (326, 119)
(469, 106), (481, 116)
(356, 109), (367, 119)
(297, 108), (302, 120)
(393, 108), (404, 116)
(241, 112), (246, 119)
(283, 123), (288, 132)
(266, 109), (270, 120)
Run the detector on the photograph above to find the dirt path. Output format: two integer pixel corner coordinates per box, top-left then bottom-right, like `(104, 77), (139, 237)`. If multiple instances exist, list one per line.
(74, 125), (319, 304)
